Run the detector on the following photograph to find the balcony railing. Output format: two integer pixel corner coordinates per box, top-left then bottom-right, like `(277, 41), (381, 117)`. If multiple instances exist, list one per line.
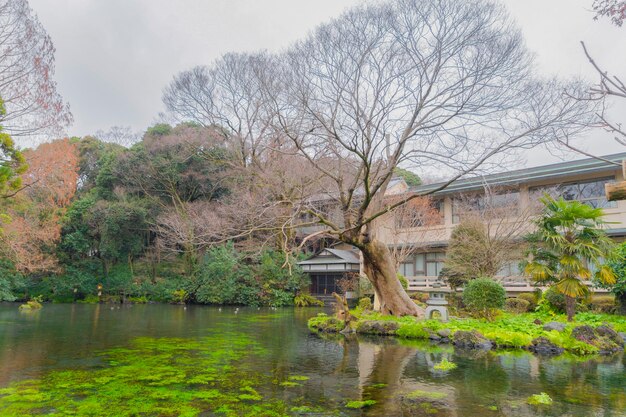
(406, 276), (608, 293)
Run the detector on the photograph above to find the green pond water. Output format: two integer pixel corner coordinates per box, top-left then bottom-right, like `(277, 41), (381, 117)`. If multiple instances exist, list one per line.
(0, 304), (624, 417)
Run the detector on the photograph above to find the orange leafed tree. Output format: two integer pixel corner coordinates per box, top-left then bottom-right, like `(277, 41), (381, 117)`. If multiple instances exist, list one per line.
(0, 139), (79, 273)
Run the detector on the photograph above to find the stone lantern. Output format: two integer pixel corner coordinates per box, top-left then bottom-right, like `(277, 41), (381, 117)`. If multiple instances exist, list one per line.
(424, 280), (450, 322)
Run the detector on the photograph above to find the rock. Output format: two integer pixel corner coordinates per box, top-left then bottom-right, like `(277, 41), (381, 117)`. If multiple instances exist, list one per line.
(437, 328), (451, 338)
(619, 332), (626, 344)
(340, 326), (355, 335)
(528, 336), (564, 355)
(571, 324), (623, 355)
(355, 320), (399, 335)
(452, 330), (492, 350)
(308, 314), (345, 333)
(428, 332), (441, 341)
(595, 325), (624, 347)
(400, 390), (452, 417)
(571, 325), (597, 344)
(543, 321), (566, 332)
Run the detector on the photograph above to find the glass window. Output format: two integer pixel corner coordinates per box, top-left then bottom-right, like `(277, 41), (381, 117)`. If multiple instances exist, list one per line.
(415, 253), (425, 275)
(530, 177), (616, 209)
(452, 190), (520, 223)
(425, 252), (445, 276)
(395, 199), (444, 228)
(496, 261), (521, 277)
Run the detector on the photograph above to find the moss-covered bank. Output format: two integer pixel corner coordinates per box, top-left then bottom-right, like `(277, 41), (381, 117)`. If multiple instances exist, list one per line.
(308, 311), (626, 356)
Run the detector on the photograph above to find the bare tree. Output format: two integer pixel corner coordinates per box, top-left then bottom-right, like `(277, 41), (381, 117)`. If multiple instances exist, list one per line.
(0, 0), (72, 139)
(593, 0), (626, 26)
(382, 194), (445, 270)
(269, 0), (596, 315)
(94, 126), (141, 148)
(163, 52), (279, 168)
(443, 188), (537, 289)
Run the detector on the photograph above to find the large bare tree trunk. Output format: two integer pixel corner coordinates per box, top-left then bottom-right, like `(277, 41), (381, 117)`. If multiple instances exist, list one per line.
(361, 239), (423, 317)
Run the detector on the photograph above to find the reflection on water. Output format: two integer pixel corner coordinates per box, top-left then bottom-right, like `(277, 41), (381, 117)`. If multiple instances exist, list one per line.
(0, 304), (624, 416)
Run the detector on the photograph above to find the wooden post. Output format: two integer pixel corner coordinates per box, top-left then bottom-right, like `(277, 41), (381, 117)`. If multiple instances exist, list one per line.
(605, 160), (626, 202)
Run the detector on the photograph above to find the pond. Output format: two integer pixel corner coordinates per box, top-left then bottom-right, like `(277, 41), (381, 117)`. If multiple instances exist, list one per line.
(0, 304), (624, 416)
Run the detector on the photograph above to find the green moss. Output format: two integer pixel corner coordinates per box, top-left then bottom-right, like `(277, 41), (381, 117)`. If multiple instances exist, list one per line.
(287, 375), (309, 381)
(344, 311), (626, 356)
(345, 399), (377, 409)
(279, 381), (301, 387)
(527, 392), (553, 405)
(433, 358), (457, 371)
(307, 313), (345, 333)
(0, 332), (304, 416)
(405, 389), (447, 400)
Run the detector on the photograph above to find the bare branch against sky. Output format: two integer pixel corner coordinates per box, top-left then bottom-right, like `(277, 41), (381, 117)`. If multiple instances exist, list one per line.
(27, 0), (626, 166)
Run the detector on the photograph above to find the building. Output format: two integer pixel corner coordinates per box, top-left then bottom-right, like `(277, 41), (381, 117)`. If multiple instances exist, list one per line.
(299, 153), (626, 295)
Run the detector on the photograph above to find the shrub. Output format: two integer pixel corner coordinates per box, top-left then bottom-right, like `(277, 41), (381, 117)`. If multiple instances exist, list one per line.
(462, 278), (505, 320)
(540, 286), (590, 314)
(357, 297), (372, 311)
(191, 244), (307, 306)
(0, 260), (24, 301)
(543, 286), (566, 313)
(505, 297), (530, 314)
(517, 293), (538, 311)
(588, 295), (616, 314)
(294, 293), (324, 307)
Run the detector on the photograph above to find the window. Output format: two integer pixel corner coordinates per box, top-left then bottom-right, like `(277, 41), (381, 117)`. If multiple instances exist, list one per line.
(399, 253), (428, 277)
(496, 261), (521, 277)
(395, 199), (444, 229)
(425, 252), (445, 276)
(452, 190), (520, 223)
(530, 177), (616, 209)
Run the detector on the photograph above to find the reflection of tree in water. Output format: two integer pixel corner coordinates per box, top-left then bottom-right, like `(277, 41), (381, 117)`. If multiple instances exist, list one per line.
(454, 349), (511, 400)
(357, 337), (457, 416)
(537, 354), (626, 413)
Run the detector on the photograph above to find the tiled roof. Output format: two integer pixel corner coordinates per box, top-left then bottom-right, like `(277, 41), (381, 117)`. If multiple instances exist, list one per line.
(298, 248), (360, 265)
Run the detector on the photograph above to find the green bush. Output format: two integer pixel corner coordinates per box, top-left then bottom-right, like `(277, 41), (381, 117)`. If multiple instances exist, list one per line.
(505, 297), (531, 314)
(517, 293), (538, 312)
(191, 244), (308, 306)
(294, 293), (324, 307)
(0, 260), (23, 301)
(357, 297), (373, 311)
(543, 286), (566, 313)
(462, 278), (505, 320)
(588, 295), (616, 314)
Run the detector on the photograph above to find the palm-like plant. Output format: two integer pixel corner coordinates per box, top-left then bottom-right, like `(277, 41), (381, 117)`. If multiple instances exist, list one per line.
(523, 195), (616, 321)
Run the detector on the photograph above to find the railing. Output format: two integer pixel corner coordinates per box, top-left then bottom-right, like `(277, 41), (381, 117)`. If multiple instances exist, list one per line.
(406, 276), (608, 293)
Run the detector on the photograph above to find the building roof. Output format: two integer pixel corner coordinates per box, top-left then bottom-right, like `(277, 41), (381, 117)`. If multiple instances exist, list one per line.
(298, 248), (360, 265)
(412, 152), (626, 196)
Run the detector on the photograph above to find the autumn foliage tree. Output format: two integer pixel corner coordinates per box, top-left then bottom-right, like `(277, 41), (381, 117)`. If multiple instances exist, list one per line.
(0, 139), (78, 273)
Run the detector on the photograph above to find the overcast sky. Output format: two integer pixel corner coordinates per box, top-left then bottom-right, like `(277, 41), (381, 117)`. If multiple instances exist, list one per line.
(29, 0), (626, 167)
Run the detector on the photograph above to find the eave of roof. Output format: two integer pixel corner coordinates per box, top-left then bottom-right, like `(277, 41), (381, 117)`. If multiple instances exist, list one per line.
(297, 248), (360, 265)
(412, 152), (626, 196)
